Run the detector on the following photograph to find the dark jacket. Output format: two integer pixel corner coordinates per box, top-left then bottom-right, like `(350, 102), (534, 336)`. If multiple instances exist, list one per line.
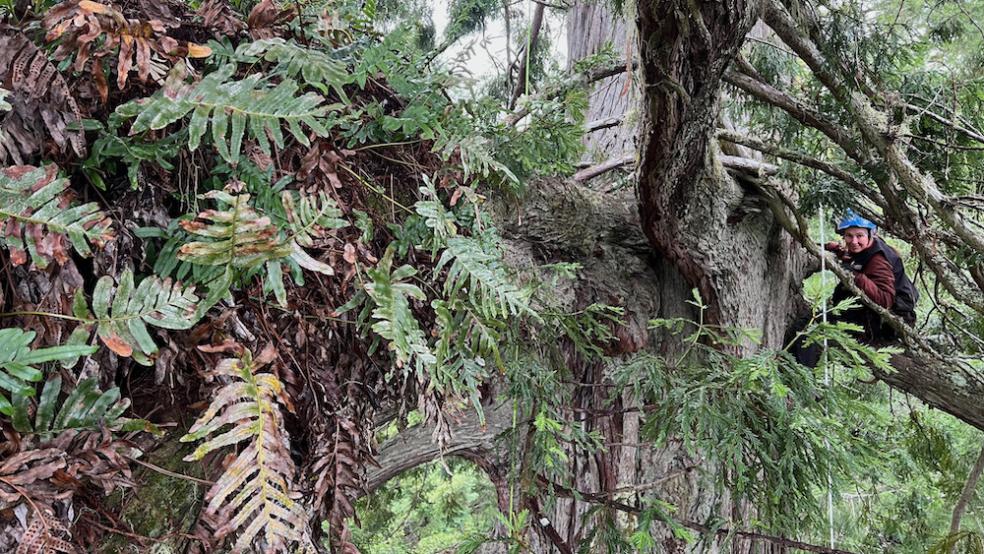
(828, 238), (906, 342)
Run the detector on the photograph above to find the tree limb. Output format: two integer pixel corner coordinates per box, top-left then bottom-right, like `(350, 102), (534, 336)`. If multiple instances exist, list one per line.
(949, 443), (984, 551)
(723, 66), (863, 166)
(508, 2), (546, 110)
(573, 154), (634, 182)
(365, 401), (515, 494)
(719, 154), (778, 177)
(715, 128), (887, 209)
(586, 116), (623, 133)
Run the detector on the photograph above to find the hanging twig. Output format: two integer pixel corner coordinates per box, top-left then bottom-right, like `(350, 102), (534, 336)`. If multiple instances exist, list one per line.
(948, 443), (984, 552)
(508, 2), (546, 110)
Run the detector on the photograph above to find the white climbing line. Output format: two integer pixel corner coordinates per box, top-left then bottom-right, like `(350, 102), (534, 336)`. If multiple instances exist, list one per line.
(820, 204), (835, 549)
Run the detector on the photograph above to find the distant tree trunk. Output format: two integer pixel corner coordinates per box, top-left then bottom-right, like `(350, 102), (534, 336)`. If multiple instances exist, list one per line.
(567, 1), (637, 165)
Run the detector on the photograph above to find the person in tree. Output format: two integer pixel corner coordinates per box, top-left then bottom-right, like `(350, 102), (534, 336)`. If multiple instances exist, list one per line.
(790, 210), (918, 367)
(825, 210), (919, 343)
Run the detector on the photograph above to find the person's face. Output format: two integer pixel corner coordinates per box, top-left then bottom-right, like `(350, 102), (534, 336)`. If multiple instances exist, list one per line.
(843, 227), (872, 254)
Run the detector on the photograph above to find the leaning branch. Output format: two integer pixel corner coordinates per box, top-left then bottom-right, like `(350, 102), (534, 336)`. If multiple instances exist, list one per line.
(505, 61), (634, 126)
(719, 154), (779, 177)
(949, 443), (984, 546)
(586, 116), (624, 133)
(573, 154), (634, 182)
(904, 101), (984, 145)
(723, 64), (863, 166)
(508, 2), (546, 110)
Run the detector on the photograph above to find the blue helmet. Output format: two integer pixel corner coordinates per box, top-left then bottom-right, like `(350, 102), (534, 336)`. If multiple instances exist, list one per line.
(836, 209), (877, 235)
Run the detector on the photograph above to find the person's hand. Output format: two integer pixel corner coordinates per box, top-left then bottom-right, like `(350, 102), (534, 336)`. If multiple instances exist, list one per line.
(824, 241), (842, 252)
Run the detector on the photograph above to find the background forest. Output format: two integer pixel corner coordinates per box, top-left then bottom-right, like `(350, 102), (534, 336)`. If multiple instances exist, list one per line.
(0, 0), (982, 552)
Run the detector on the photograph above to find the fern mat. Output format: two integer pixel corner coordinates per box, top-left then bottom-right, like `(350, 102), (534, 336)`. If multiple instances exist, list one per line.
(0, 0), (593, 550)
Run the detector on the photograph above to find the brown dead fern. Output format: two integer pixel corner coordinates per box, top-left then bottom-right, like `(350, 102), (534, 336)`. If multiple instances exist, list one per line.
(0, 29), (85, 163)
(14, 510), (77, 554)
(197, 0), (247, 38)
(43, 0), (211, 95)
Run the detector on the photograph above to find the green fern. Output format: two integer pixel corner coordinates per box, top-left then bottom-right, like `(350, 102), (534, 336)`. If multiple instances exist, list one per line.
(280, 190), (348, 275)
(435, 235), (533, 319)
(10, 375), (134, 436)
(364, 247), (436, 376)
(239, 38), (352, 101)
(70, 269), (200, 365)
(0, 165), (114, 268)
(434, 132), (518, 184)
(414, 179), (457, 248)
(0, 329), (97, 416)
(431, 298), (497, 421)
(178, 189), (343, 307)
(178, 190), (289, 270)
(180, 347), (314, 553)
(120, 64), (335, 165)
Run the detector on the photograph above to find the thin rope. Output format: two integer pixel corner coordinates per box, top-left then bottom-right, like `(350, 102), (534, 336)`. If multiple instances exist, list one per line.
(820, 204), (835, 549)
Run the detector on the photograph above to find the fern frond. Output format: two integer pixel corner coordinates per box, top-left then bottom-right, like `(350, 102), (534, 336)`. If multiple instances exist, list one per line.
(435, 235), (534, 319)
(122, 64), (333, 164)
(239, 38), (351, 100)
(0, 88), (12, 112)
(178, 189), (342, 307)
(0, 165), (114, 268)
(281, 190), (347, 275)
(0, 31), (85, 163)
(180, 347), (314, 553)
(73, 269), (200, 364)
(10, 376), (131, 436)
(43, 0), (212, 91)
(178, 190), (289, 269)
(0, 329), (97, 416)
(414, 178), (457, 247)
(14, 509), (76, 554)
(435, 132), (518, 184)
(364, 248), (436, 376)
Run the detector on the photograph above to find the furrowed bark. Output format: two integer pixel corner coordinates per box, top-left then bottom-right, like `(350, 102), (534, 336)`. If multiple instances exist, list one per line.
(635, 0), (809, 343)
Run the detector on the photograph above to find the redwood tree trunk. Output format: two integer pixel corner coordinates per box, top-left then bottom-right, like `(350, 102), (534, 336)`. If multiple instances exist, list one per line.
(636, 0), (807, 342)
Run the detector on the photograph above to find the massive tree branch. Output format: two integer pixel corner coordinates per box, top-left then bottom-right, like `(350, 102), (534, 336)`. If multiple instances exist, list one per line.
(365, 401), (514, 494)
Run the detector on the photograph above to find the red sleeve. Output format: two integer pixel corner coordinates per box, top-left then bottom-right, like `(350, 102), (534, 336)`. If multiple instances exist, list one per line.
(854, 254), (895, 309)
